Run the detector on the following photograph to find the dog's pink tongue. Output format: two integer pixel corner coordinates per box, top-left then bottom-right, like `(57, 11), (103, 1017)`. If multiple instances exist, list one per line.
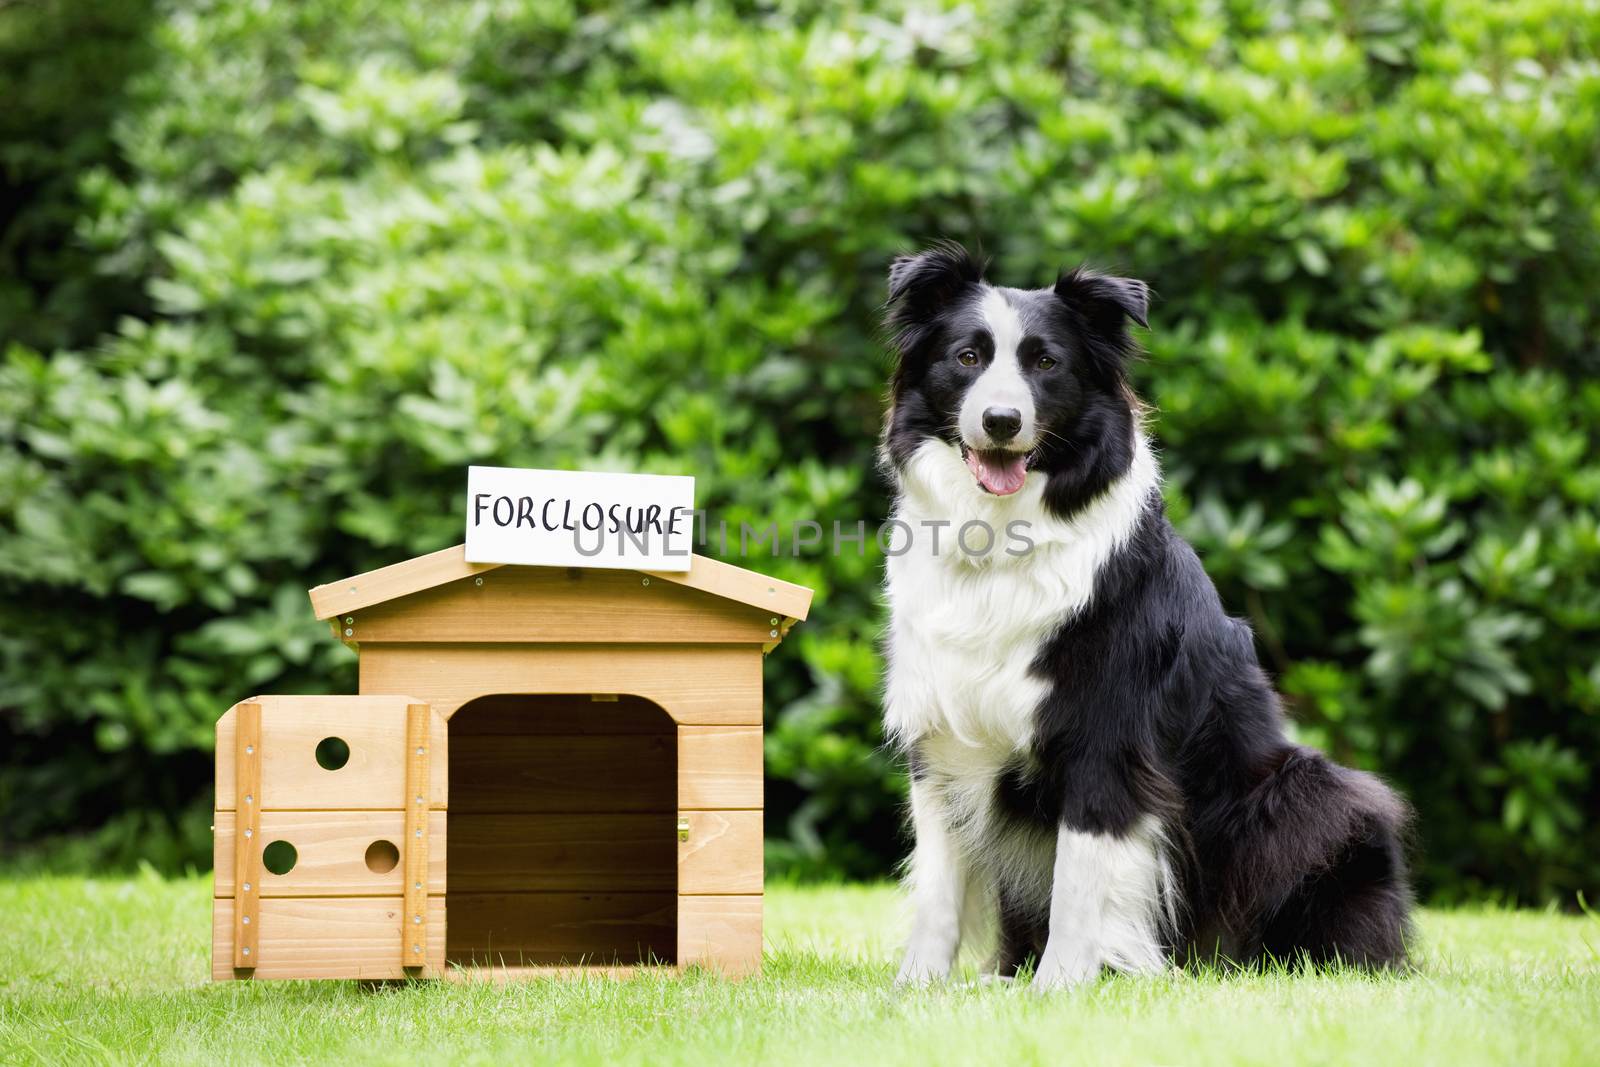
(966, 449), (1028, 496)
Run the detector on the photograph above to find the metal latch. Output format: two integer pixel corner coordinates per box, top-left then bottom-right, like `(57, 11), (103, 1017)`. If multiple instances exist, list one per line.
(677, 816), (690, 842)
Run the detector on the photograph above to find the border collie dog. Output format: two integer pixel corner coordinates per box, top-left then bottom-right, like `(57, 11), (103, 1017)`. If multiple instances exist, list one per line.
(880, 242), (1412, 989)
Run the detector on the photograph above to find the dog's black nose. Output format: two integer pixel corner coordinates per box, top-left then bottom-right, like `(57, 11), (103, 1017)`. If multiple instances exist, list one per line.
(983, 407), (1022, 442)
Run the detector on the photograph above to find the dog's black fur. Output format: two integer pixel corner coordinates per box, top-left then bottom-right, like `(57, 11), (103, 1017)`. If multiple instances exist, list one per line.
(885, 241), (1413, 972)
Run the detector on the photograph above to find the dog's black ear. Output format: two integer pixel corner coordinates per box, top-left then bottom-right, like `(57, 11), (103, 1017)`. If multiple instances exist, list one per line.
(1053, 267), (1150, 331)
(885, 241), (986, 325)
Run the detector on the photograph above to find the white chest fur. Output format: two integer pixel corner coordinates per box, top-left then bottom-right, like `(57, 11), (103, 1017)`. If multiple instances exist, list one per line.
(882, 435), (1159, 755)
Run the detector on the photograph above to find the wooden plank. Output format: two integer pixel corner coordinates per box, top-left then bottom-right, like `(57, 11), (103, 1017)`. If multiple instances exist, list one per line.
(232, 702), (261, 969)
(215, 810), (446, 897)
(678, 810), (763, 895)
(213, 895), (445, 981)
(446, 892), (675, 966)
(309, 545), (812, 625)
(446, 963), (657, 982)
(358, 644), (764, 725)
(216, 696), (447, 811)
(679, 726), (763, 808)
(642, 553), (812, 622)
(678, 895), (761, 976)
(449, 734), (674, 814)
(448, 694), (674, 736)
(347, 566), (776, 645)
(308, 544), (498, 621)
(449, 814), (675, 892)
(403, 703), (431, 969)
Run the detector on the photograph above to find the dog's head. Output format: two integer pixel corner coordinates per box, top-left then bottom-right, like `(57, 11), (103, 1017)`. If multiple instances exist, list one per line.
(881, 241), (1149, 518)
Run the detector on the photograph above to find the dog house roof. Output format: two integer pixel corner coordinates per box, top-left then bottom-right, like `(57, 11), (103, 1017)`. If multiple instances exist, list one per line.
(308, 545), (813, 632)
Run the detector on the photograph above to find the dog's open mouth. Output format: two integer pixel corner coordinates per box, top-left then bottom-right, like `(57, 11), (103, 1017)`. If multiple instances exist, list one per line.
(961, 444), (1031, 496)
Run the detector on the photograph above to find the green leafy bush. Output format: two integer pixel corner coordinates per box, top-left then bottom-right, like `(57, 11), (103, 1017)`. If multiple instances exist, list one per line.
(2, 0), (1596, 903)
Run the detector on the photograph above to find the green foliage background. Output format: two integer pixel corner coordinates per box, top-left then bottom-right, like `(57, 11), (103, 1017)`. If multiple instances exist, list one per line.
(2, 0), (1597, 903)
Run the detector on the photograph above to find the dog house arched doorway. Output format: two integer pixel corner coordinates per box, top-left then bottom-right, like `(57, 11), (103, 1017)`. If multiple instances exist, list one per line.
(447, 693), (678, 968)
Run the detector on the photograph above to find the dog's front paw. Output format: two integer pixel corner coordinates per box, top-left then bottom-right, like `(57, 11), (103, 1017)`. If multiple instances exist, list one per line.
(1031, 942), (1100, 993)
(894, 953), (953, 987)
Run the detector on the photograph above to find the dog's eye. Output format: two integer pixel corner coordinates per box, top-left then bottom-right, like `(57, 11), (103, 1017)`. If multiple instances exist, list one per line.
(1037, 355), (1057, 370)
(957, 349), (979, 367)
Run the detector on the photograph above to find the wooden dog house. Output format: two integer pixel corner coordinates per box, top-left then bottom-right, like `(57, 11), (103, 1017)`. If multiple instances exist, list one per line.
(212, 545), (811, 981)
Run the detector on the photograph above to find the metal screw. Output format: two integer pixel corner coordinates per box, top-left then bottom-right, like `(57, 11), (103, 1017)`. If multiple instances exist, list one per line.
(770, 618), (779, 625)
(474, 577), (484, 586)
(641, 577), (650, 586)
(242, 915), (250, 925)
(242, 947), (251, 956)
(242, 882), (251, 892)
(415, 795), (424, 805)
(416, 746), (424, 755)
(413, 945), (422, 954)
(245, 745), (254, 755)
(415, 829), (423, 838)
(244, 794), (253, 804)
(244, 829), (253, 839)
(414, 881), (422, 890)
(345, 616), (354, 625)
(769, 629), (778, 638)
(344, 628), (354, 637)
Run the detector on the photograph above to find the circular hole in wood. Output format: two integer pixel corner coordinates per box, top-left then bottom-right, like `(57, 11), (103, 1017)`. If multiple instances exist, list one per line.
(262, 839), (297, 876)
(365, 839), (400, 875)
(315, 736), (350, 771)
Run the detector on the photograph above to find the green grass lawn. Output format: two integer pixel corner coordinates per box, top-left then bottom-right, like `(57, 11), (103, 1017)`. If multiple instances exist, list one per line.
(2, 873), (1596, 1066)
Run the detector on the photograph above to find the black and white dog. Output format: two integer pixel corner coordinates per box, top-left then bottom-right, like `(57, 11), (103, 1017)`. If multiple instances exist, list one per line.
(880, 242), (1412, 989)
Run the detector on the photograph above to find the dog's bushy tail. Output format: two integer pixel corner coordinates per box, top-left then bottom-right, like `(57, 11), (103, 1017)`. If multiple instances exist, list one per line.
(1222, 746), (1414, 969)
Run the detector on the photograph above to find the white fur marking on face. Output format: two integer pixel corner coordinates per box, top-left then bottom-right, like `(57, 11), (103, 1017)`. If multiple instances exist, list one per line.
(959, 288), (1035, 449)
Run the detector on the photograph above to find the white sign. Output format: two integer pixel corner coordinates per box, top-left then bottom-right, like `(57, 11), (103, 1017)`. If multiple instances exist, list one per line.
(464, 466), (696, 571)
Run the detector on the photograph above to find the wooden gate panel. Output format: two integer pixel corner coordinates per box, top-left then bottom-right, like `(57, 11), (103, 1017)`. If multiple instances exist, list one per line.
(213, 695), (447, 980)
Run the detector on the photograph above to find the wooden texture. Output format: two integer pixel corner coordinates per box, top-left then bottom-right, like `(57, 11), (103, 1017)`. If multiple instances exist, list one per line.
(403, 703), (431, 968)
(232, 701), (261, 968)
(309, 544), (812, 624)
(448, 814), (675, 892)
(678, 810), (763, 895)
(213, 895), (446, 980)
(678, 895), (762, 976)
(447, 892), (675, 966)
(358, 644), (764, 724)
(308, 544), (498, 622)
(347, 566), (776, 645)
(448, 734), (674, 813)
(678, 726), (763, 809)
(446, 963), (654, 982)
(449, 694), (675, 735)
(640, 552), (812, 622)
(214, 810), (446, 896)
(216, 696), (447, 811)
